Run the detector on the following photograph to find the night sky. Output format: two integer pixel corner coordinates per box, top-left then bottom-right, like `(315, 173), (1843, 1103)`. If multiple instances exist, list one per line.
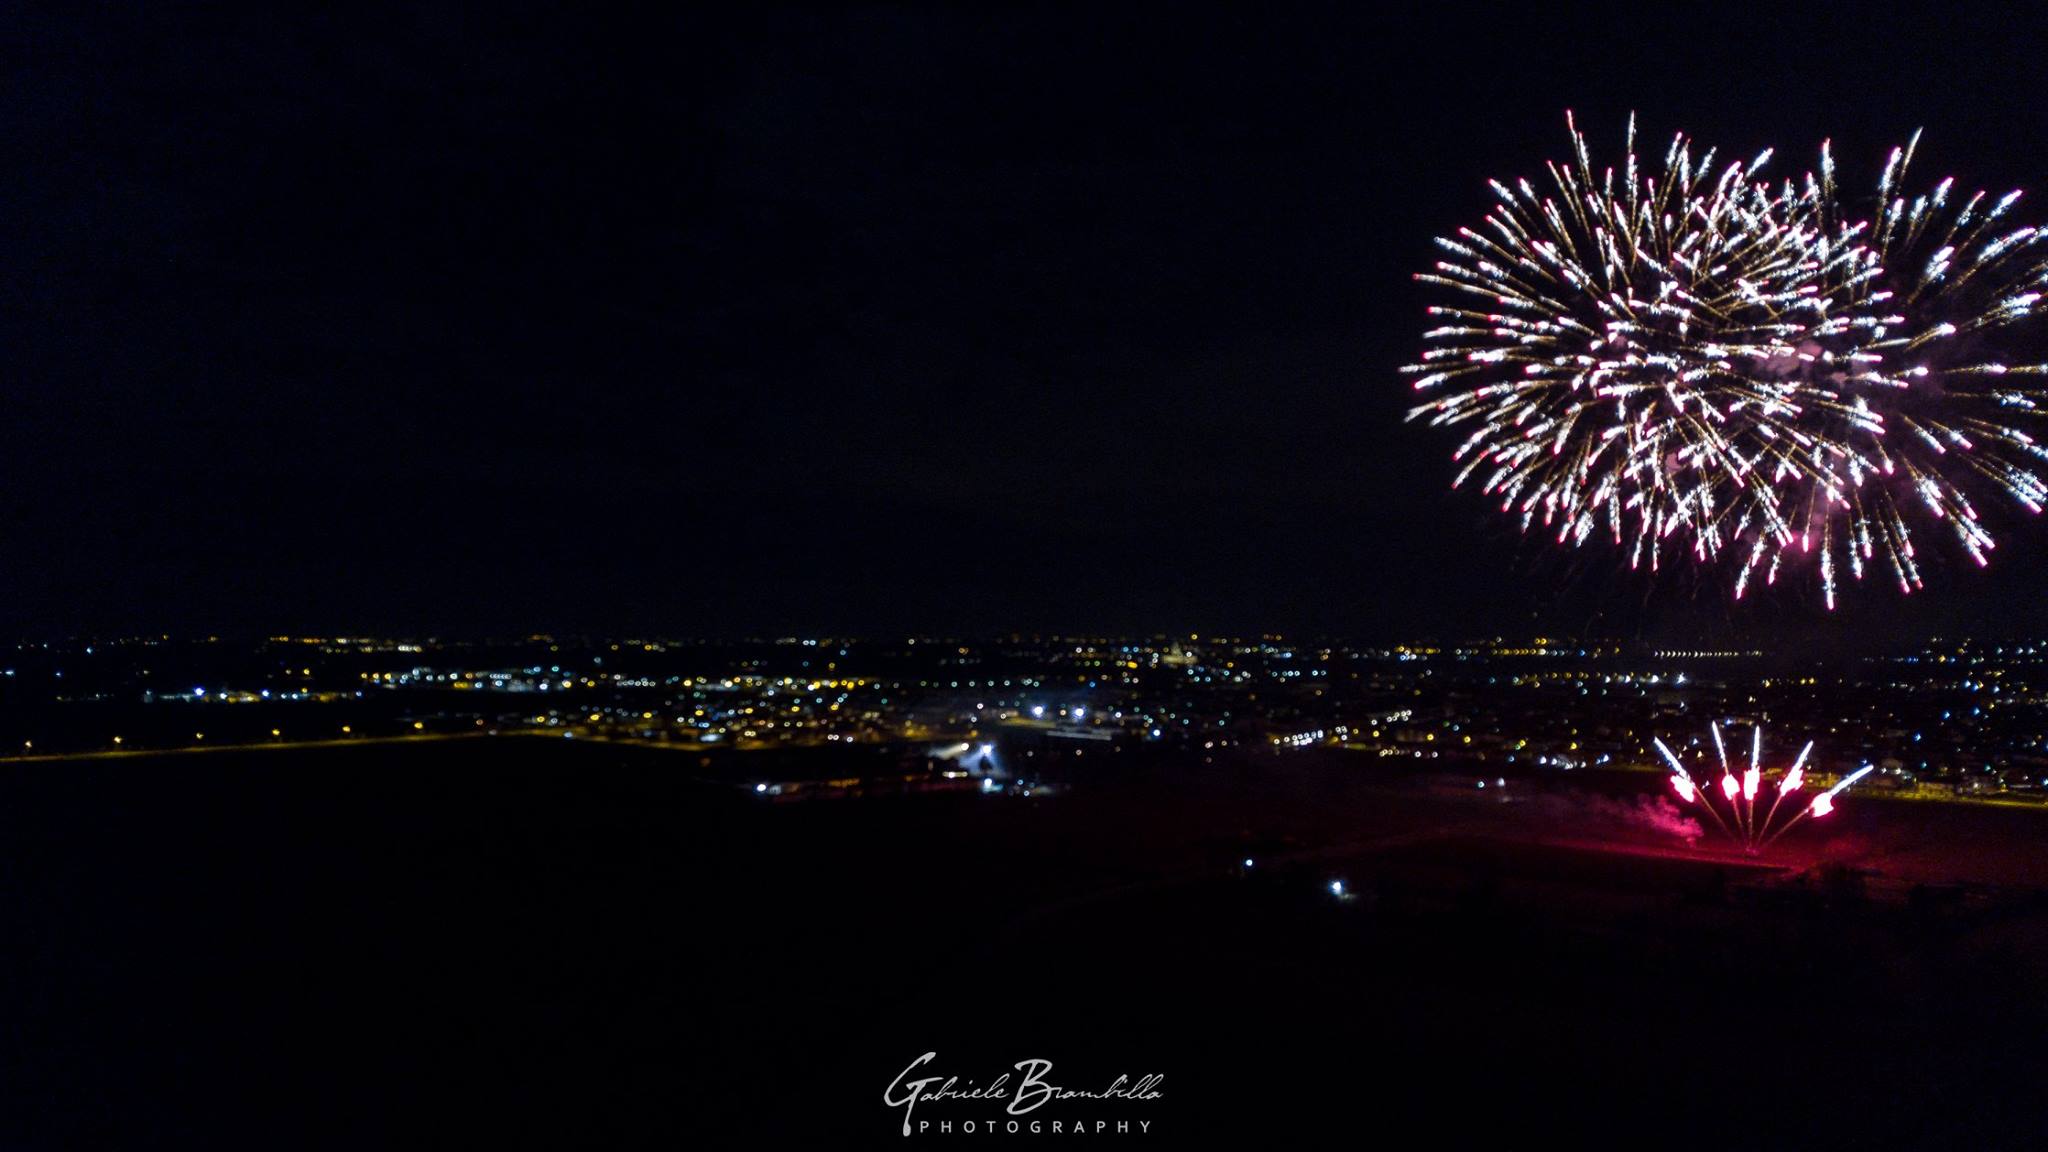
(5, 4), (2048, 643)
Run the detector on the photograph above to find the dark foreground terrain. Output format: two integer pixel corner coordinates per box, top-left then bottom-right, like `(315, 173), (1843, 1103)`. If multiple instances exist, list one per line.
(1, 738), (2045, 1147)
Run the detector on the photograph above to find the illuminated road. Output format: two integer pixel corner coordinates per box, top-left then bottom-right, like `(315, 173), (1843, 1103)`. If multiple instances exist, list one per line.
(0, 730), (497, 765)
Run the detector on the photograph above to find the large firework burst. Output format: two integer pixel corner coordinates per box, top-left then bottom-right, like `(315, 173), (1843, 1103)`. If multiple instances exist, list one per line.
(1406, 114), (2048, 605)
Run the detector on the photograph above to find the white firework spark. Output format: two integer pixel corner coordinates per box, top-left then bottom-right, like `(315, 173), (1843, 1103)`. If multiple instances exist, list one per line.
(1656, 725), (1859, 854)
(1407, 115), (2048, 604)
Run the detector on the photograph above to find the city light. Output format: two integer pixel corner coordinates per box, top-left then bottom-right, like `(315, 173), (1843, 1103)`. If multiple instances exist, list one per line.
(0, 634), (2029, 817)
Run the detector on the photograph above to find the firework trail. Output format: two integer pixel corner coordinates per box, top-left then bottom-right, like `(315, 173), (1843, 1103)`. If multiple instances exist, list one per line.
(1407, 115), (2048, 604)
(1760, 763), (1875, 851)
(1755, 738), (1813, 846)
(1658, 726), (1867, 853)
(1655, 735), (1734, 842)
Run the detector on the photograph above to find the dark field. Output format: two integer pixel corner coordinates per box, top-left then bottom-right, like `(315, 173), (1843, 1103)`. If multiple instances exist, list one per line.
(2, 738), (2045, 1146)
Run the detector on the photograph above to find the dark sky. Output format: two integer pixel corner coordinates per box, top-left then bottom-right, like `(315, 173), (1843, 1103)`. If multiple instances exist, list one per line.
(4, 3), (2048, 643)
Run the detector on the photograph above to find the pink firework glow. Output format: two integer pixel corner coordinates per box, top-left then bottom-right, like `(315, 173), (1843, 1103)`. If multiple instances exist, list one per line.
(1654, 725), (1866, 854)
